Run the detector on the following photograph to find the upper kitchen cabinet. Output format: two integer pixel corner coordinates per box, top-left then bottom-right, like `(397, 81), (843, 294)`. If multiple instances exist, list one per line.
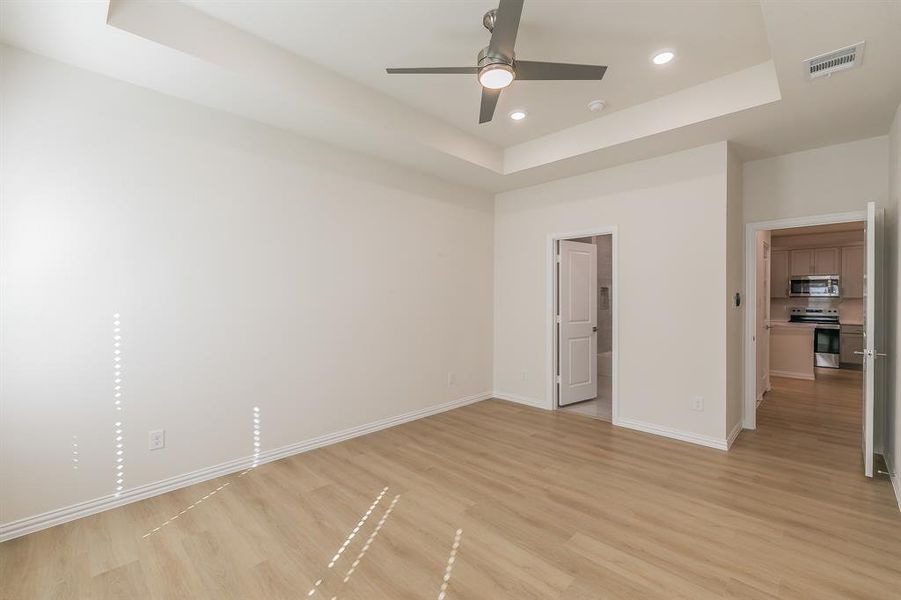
(789, 247), (839, 275)
(841, 245), (865, 298)
(790, 248), (814, 275)
(813, 247), (840, 274)
(771, 250), (789, 298)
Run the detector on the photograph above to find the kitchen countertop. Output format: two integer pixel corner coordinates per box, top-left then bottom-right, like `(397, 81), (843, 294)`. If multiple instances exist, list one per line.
(768, 320), (858, 329)
(768, 320), (817, 329)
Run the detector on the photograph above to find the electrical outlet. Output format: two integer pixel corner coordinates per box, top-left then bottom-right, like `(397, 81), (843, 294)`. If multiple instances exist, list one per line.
(521, 370), (528, 381)
(149, 429), (165, 451)
(691, 397), (704, 411)
(447, 372), (456, 387)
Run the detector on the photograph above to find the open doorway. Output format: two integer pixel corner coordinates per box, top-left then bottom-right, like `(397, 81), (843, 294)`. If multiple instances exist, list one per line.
(553, 233), (614, 421)
(745, 205), (884, 477)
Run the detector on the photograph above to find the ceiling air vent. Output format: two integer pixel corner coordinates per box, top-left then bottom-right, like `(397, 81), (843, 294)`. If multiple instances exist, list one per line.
(805, 42), (865, 79)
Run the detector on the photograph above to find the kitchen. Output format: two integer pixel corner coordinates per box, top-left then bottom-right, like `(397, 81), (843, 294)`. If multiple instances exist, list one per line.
(765, 223), (865, 382)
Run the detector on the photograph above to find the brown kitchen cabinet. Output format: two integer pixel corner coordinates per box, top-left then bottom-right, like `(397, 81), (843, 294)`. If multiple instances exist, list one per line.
(790, 247), (839, 275)
(841, 245), (864, 298)
(840, 324), (864, 366)
(813, 247), (840, 274)
(790, 249), (814, 275)
(771, 250), (789, 298)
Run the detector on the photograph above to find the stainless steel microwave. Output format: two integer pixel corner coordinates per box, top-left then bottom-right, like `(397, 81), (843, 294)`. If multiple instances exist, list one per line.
(789, 275), (840, 297)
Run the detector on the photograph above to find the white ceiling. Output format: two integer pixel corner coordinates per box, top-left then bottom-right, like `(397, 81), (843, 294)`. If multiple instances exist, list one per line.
(183, 0), (772, 147)
(1, 0), (900, 192)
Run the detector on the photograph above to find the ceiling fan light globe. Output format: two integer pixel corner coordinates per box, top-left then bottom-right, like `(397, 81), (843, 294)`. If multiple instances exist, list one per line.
(652, 50), (675, 65)
(478, 64), (515, 89)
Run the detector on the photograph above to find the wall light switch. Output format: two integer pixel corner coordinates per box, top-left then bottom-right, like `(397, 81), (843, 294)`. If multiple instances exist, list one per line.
(149, 429), (165, 451)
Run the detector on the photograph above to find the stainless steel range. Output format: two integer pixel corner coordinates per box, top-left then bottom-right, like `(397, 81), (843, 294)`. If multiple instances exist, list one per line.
(789, 307), (841, 368)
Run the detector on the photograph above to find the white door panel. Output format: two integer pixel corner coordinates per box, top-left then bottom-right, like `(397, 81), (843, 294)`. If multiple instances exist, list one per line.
(757, 240), (770, 400)
(559, 240), (597, 406)
(862, 202), (883, 478)
(568, 337), (592, 384)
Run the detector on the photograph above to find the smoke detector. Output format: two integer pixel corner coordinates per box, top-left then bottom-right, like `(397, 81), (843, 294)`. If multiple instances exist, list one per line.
(805, 41), (865, 79)
(588, 99), (606, 113)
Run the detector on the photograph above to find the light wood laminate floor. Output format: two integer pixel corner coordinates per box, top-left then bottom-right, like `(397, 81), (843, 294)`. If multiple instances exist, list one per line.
(2, 369), (901, 599)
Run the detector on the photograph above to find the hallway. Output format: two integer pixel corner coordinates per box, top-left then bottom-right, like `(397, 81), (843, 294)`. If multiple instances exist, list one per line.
(753, 368), (866, 472)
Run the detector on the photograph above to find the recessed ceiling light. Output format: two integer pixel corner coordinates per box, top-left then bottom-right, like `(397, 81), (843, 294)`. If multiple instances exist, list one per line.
(478, 64), (515, 89)
(509, 110), (527, 121)
(652, 50), (675, 65)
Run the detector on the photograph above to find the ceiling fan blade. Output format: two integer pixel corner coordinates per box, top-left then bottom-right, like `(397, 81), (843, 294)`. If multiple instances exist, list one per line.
(386, 67), (478, 74)
(515, 61), (607, 81)
(479, 88), (501, 124)
(488, 0), (524, 59)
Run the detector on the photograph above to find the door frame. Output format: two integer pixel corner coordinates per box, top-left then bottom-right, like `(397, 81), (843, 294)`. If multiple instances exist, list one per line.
(547, 226), (619, 418)
(743, 210), (866, 429)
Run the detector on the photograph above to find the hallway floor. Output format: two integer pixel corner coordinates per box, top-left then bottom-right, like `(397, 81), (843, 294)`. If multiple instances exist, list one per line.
(559, 375), (613, 421)
(757, 367), (866, 463)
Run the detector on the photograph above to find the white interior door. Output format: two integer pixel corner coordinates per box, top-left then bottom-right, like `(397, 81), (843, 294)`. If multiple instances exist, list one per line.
(558, 240), (597, 406)
(757, 240), (771, 401)
(862, 201), (884, 477)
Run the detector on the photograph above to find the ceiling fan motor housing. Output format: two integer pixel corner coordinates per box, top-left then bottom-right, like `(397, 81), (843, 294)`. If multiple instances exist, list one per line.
(478, 46), (514, 68)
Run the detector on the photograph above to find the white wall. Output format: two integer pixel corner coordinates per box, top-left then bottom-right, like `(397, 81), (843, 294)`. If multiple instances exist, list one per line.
(0, 47), (493, 527)
(743, 136), (889, 223)
(888, 101), (901, 504)
(494, 142), (732, 444)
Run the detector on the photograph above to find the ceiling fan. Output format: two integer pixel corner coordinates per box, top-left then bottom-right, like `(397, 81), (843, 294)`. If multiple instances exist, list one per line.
(386, 0), (607, 124)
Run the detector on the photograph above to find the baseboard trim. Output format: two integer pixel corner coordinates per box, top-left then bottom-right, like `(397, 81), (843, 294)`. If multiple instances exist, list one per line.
(770, 369), (815, 381)
(886, 454), (901, 512)
(491, 391), (549, 410)
(613, 417), (729, 451)
(726, 421), (743, 449)
(0, 391), (491, 543)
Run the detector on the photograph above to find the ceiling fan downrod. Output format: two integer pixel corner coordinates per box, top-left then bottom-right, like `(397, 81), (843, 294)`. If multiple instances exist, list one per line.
(483, 8), (498, 33)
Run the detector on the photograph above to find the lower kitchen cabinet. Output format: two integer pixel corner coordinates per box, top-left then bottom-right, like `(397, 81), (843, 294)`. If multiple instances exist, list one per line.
(769, 324), (815, 380)
(840, 325), (864, 366)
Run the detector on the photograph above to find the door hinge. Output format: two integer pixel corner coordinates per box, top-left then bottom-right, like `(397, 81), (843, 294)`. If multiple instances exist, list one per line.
(556, 314), (561, 324)
(556, 375), (561, 384)
(556, 254), (561, 263)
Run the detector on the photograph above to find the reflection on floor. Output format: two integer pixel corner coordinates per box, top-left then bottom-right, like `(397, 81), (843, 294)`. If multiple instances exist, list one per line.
(3, 369), (901, 599)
